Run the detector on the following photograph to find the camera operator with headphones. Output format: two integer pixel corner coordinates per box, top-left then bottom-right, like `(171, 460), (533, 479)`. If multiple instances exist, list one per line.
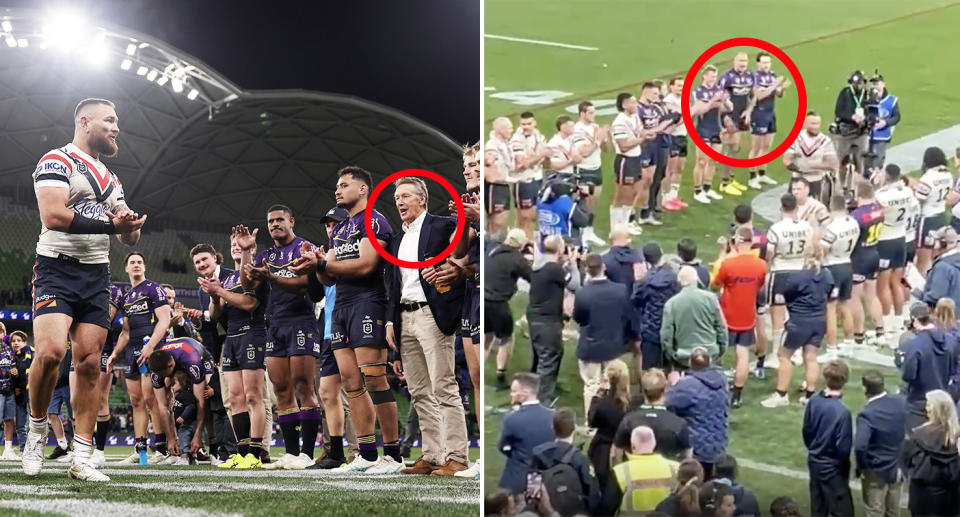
(536, 173), (593, 249)
(831, 70), (880, 177)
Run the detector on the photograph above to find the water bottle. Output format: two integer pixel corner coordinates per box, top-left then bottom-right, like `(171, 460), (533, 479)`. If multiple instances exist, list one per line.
(138, 336), (150, 375)
(138, 448), (148, 465)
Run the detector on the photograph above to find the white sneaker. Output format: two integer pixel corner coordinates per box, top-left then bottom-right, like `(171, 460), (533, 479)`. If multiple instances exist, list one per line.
(581, 227), (606, 248)
(21, 424), (48, 476)
(56, 451), (74, 463)
(365, 456), (404, 474)
(644, 216), (663, 226)
(173, 456), (190, 466)
(705, 189), (723, 200)
(758, 175), (777, 185)
(283, 453), (314, 470)
(762, 355), (780, 369)
(760, 392), (790, 408)
(210, 456), (224, 466)
(147, 451), (168, 465)
(262, 452), (297, 470)
(159, 454), (181, 465)
(818, 347), (840, 363)
(693, 191), (711, 204)
(748, 177), (763, 190)
(90, 449), (105, 467)
(117, 451), (140, 465)
(67, 462), (110, 482)
(331, 455), (379, 473)
(1, 448), (19, 460)
(627, 222), (643, 236)
(454, 460), (481, 479)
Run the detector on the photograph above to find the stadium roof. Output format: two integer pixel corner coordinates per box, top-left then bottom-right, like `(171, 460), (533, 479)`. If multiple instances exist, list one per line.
(0, 7), (467, 239)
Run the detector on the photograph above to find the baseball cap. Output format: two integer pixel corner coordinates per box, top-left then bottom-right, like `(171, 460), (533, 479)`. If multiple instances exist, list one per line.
(320, 207), (350, 224)
(503, 228), (528, 249)
(909, 302), (930, 320)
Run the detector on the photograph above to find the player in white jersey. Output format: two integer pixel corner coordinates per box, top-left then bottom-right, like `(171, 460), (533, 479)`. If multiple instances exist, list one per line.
(783, 112), (838, 202)
(661, 77), (689, 210)
(819, 194), (860, 356)
(546, 116), (581, 176)
(765, 193), (814, 367)
(610, 92), (645, 234)
(873, 164), (913, 336)
(510, 112), (550, 238)
(26, 98), (146, 482)
(485, 117), (515, 238)
(791, 177), (829, 231)
(572, 101), (608, 246)
(913, 146), (954, 275)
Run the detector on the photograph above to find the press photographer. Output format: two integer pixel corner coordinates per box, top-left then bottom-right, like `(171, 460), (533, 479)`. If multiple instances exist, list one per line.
(831, 70), (880, 176)
(536, 172), (593, 248)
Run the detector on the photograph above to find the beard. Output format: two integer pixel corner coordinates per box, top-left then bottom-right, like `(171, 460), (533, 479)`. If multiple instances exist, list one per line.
(91, 134), (119, 158)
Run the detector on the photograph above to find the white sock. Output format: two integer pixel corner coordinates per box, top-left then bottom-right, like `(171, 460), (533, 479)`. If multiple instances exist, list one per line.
(57, 437), (67, 450)
(73, 435), (93, 466)
(29, 416), (47, 435)
(609, 206), (618, 229)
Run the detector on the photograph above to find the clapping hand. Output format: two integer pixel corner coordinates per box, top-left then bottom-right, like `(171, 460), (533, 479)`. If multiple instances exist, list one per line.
(243, 263), (272, 283)
(105, 209), (146, 233)
(197, 276), (224, 297)
(289, 241), (325, 276)
(449, 193), (480, 223)
(231, 225), (258, 251)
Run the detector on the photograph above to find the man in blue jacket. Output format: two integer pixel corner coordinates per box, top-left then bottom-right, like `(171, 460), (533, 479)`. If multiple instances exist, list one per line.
(498, 373), (555, 495)
(665, 347), (728, 478)
(922, 226), (960, 310)
(574, 254), (629, 417)
(899, 302), (955, 432)
(803, 359), (853, 517)
(631, 243), (679, 370)
(602, 226), (644, 369)
(854, 369), (906, 517)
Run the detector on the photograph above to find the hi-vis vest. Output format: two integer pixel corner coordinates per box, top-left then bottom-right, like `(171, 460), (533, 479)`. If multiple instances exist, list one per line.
(612, 453), (677, 515)
(871, 94), (898, 142)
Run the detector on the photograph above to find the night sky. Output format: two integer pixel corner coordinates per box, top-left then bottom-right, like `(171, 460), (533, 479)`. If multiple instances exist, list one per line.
(6, 0), (480, 144)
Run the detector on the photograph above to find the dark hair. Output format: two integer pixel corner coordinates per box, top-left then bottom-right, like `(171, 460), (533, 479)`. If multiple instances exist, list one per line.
(124, 251), (145, 266)
(690, 347), (711, 369)
(552, 407), (576, 438)
(770, 496), (802, 517)
(338, 166), (373, 190)
(512, 372), (540, 392)
(733, 204), (752, 224)
(790, 176), (810, 190)
(189, 243), (220, 262)
(780, 193), (797, 212)
(484, 489), (513, 516)
(830, 194), (847, 212)
(616, 92), (633, 112)
(677, 238), (698, 263)
(75, 98), (115, 119)
(160, 283), (174, 291)
(862, 369), (885, 396)
(668, 76), (683, 87)
(147, 349), (173, 374)
(577, 101), (594, 114)
(856, 181), (875, 199)
(555, 115), (572, 131)
(519, 111), (535, 120)
(714, 454), (737, 481)
(675, 459), (704, 515)
(756, 51), (771, 62)
(823, 359), (850, 390)
(922, 146), (948, 170)
(172, 370), (191, 389)
(806, 110), (819, 117)
(641, 81), (657, 91)
(698, 481), (733, 517)
(267, 204), (293, 217)
(585, 253), (603, 277)
(885, 163), (901, 181)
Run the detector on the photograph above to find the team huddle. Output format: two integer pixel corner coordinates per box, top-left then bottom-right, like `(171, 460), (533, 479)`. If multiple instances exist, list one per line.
(22, 97), (482, 482)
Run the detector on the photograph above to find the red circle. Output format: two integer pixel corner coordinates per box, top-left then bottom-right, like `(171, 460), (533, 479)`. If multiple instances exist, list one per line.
(365, 169), (466, 269)
(680, 37), (806, 168)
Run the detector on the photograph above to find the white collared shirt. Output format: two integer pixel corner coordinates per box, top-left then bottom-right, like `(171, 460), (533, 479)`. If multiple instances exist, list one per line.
(867, 392), (887, 404)
(399, 211), (428, 303)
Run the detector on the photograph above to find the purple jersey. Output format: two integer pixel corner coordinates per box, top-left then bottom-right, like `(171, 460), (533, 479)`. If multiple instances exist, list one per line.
(852, 202), (885, 248)
(694, 84), (723, 133)
(121, 280), (168, 339)
(254, 236), (315, 324)
(150, 337), (213, 389)
(109, 283), (125, 312)
(718, 69), (754, 112)
(636, 102), (661, 130)
(221, 269), (267, 332)
(753, 70), (778, 112)
(331, 209), (393, 305)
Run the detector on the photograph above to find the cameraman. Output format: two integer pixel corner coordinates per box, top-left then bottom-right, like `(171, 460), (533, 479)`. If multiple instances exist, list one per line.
(868, 75), (900, 172)
(832, 70), (874, 176)
(536, 173), (592, 248)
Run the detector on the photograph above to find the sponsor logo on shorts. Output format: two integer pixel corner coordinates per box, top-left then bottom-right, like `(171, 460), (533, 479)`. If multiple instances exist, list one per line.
(35, 299), (57, 310)
(312, 342), (320, 354)
(773, 294), (785, 305)
(330, 332), (343, 344)
(362, 316), (373, 338)
(265, 341), (274, 352)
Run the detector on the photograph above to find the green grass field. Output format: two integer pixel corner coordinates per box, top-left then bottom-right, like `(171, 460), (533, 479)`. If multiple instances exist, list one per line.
(484, 0), (960, 513)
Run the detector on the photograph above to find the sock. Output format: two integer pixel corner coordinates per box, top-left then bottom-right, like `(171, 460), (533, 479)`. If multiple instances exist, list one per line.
(854, 332), (865, 345)
(299, 407), (322, 459)
(776, 389), (787, 397)
(278, 409), (301, 456)
(640, 209), (650, 220)
(329, 435), (345, 460)
(695, 185), (702, 194)
(609, 206), (618, 228)
(758, 168), (767, 177)
(231, 411), (251, 457)
(703, 184), (712, 192)
(756, 355), (766, 369)
(154, 433), (167, 455)
(357, 434), (378, 462)
(73, 435), (93, 466)
(805, 390), (815, 400)
(875, 327), (885, 340)
(135, 436), (147, 453)
(95, 415), (110, 451)
(383, 439), (401, 463)
(732, 386), (743, 400)
(249, 437), (263, 458)
(750, 170), (757, 179)
(57, 436), (67, 450)
(721, 178), (730, 187)
(671, 184), (680, 196)
(496, 370), (505, 382)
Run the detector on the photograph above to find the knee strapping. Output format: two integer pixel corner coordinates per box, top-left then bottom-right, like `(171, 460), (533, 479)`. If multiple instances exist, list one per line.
(359, 363), (387, 378)
(346, 386), (367, 399)
(369, 389), (395, 405)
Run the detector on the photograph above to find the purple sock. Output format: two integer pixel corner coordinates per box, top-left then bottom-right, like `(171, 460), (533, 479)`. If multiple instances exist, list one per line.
(299, 407), (322, 459)
(278, 410), (301, 456)
(357, 433), (378, 462)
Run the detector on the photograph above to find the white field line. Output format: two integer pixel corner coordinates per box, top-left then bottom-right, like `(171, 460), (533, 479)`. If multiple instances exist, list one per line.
(484, 34), (598, 51)
(0, 498), (242, 517)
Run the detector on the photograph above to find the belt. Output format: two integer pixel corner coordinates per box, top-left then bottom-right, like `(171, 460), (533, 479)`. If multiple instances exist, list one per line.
(400, 301), (428, 313)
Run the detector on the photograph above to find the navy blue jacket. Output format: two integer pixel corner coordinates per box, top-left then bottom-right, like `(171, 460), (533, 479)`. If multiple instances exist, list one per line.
(498, 403), (555, 493)
(531, 441), (601, 514)
(900, 329), (955, 412)
(387, 213), (466, 341)
(197, 265), (233, 361)
(631, 264), (678, 346)
(923, 251), (960, 309)
(665, 367), (729, 463)
(602, 246), (643, 339)
(855, 393), (906, 483)
(573, 279), (629, 362)
(783, 267), (834, 319)
(803, 392), (852, 478)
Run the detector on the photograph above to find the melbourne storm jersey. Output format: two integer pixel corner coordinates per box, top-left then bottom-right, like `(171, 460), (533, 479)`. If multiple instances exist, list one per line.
(221, 269), (267, 333)
(121, 280), (168, 339)
(149, 338), (214, 389)
(694, 84), (723, 134)
(753, 70), (779, 112)
(851, 202), (885, 249)
(109, 283), (125, 313)
(767, 218), (813, 271)
(875, 183), (914, 240)
(255, 236), (315, 324)
(331, 209), (393, 305)
(718, 69), (754, 113)
(821, 216), (860, 266)
(636, 102), (661, 131)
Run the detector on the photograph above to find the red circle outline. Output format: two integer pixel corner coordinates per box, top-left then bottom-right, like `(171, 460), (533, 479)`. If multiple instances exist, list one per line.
(680, 37), (806, 168)
(365, 169), (466, 269)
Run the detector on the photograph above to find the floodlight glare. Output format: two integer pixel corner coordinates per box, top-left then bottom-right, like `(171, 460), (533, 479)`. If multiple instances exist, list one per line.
(136, 66), (148, 76)
(171, 77), (183, 93)
(120, 59), (132, 70)
(17, 38), (27, 48)
(146, 70), (158, 81)
(126, 43), (135, 55)
(1, 20), (12, 32)
(5, 37), (15, 47)
(187, 89), (199, 100)
(156, 75), (169, 86)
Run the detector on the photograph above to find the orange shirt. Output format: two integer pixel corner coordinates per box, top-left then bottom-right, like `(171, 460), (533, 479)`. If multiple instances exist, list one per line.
(712, 253), (767, 331)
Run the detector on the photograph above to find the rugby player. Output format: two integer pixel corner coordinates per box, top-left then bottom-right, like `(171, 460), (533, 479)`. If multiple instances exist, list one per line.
(717, 52), (755, 196)
(745, 52), (789, 189)
(92, 283), (124, 467)
(661, 77), (689, 211)
(783, 112), (839, 202)
(108, 252), (174, 465)
(635, 82), (674, 226)
(819, 195), (860, 357)
(509, 112), (550, 239)
(792, 178), (830, 231)
(848, 182), (885, 346)
(485, 117), (515, 239)
(572, 101), (609, 245)
(913, 147), (954, 276)
(197, 230), (270, 469)
(290, 166), (402, 473)
(873, 164), (913, 341)
(763, 193), (813, 372)
(26, 97), (146, 481)
(691, 65), (732, 204)
(546, 116), (582, 178)
(611, 92), (644, 234)
(237, 205), (321, 471)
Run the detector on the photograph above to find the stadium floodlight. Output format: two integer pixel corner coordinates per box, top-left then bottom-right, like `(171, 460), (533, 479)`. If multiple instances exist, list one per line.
(120, 58), (132, 70)
(1, 20), (12, 32)
(171, 77), (183, 93)
(146, 69), (158, 81)
(43, 12), (86, 51)
(138, 42), (148, 48)
(136, 66), (148, 76)
(17, 38), (27, 48)
(156, 75), (169, 86)
(88, 43), (109, 67)
(125, 43), (136, 55)
(187, 89), (199, 100)
(5, 36), (15, 47)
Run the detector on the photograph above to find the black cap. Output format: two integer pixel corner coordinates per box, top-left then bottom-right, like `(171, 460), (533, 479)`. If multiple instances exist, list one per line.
(320, 207), (350, 224)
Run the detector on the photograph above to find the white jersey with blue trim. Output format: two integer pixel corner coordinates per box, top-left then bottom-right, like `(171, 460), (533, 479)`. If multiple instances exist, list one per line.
(32, 143), (128, 264)
(767, 218), (813, 271)
(875, 182), (914, 241)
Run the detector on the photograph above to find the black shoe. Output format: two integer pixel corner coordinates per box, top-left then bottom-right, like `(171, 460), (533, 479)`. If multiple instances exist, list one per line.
(260, 449), (271, 464)
(46, 445), (69, 460)
(496, 375), (508, 391)
(196, 448), (210, 462)
(310, 456), (346, 469)
(399, 445), (411, 459)
(731, 398), (742, 409)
